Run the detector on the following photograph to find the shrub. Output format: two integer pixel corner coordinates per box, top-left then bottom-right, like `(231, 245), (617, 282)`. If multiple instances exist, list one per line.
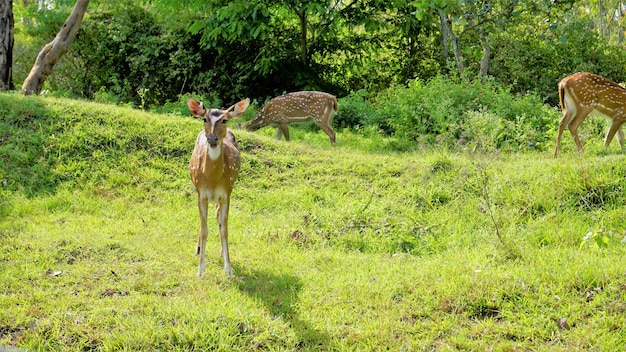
(490, 19), (626, 105)
(353, 76), (559, 151)
(335, 90), (378, 129)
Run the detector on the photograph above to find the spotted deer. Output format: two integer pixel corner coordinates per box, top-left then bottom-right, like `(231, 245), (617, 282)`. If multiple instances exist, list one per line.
(244, 91), (338, 146)
(555, 72), (626, 157)
(187, 97), (250, 278)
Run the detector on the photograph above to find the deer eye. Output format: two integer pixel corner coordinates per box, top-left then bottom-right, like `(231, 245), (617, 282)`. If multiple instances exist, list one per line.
(222, 119), (228, 124)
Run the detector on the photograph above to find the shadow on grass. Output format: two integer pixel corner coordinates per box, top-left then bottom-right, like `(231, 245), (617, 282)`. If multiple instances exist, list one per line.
(236, 268), (330, 349)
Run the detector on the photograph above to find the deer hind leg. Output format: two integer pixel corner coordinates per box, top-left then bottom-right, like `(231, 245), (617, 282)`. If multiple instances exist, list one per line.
(565, 108), (594, 153)
(555, 110), (571, 157)
(604, 120), (626, 151)
(316, 106), (337, 146)
(216, 197), (233, 278)
(196, 194), (209, 278)
(317, 121), (336, 146)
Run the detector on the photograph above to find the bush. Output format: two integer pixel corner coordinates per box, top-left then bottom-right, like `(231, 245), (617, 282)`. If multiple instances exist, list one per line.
(47, 5), (207, 108)
(343, 76), (559, 151)
(490, 19), (626, 105)
(335, 90), (379, 129)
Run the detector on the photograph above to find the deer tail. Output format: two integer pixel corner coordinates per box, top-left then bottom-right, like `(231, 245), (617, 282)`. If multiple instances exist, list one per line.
(558, 82), (566, 112)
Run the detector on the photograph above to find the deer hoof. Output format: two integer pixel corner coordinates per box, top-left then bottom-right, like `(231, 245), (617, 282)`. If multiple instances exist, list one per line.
(225, 265), (234, 279)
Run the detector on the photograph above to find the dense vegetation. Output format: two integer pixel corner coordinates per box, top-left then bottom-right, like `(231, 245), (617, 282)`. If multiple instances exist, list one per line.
(1, 88), (626, 350)
(11, 1), (626, 108)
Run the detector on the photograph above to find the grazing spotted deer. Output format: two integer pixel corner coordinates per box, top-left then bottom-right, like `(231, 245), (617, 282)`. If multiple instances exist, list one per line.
(555, 72), (626, 157)
(187, 97), (250, 278)
(244, 91), (338, 146)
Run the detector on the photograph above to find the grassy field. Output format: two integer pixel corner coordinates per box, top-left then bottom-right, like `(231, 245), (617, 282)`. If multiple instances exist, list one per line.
(1, 93), (626, 351)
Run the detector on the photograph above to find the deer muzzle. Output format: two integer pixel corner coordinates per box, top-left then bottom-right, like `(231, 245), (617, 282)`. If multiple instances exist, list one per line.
(206, 133), (219, 147)
(244, 118), (263, 131)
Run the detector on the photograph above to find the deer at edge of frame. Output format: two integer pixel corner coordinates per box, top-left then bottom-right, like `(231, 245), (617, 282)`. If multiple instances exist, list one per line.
(555, 72), (626, 157)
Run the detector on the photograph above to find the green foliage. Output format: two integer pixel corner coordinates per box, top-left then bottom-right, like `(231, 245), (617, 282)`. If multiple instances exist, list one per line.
(580, 231), (613, 250)
(352, 76), (557, 151)
(10, 0), (626, 115)
(65, 5), (206, 107)
(11, 1), (78, 88)
(491, 18), (626, 105)
(156, 0), (355, 100)
(333, 89), (376, 129)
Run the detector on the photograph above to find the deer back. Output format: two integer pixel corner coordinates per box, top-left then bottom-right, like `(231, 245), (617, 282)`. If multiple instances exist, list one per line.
(560, 72), (626, 118)
(245, 91), (337, 129)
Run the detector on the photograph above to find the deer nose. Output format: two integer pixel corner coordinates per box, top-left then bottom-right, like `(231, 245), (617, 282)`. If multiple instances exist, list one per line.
(206, 133), (219, 146)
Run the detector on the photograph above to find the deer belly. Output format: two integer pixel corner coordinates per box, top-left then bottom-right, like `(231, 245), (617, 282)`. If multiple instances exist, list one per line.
(199, 187), (228, 204)
(280, 116), (313, 124)
(592, 107), (626, 122)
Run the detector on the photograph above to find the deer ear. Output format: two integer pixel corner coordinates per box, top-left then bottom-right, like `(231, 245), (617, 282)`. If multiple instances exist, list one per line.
(227, 98), (250, 119)
(187, 98), (207, 118)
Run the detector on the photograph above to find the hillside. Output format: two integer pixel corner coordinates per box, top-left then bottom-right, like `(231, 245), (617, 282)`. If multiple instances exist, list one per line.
(1, 93), (625, 350)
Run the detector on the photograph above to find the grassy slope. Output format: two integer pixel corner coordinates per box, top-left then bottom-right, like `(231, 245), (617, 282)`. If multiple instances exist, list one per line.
(1, 93), (625, 351)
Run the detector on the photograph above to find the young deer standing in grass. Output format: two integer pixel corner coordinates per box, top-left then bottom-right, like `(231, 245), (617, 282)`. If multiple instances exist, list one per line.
(554, 72), (626, 157)
(244, 91), (338, 146)
(188, 97), (250, 278)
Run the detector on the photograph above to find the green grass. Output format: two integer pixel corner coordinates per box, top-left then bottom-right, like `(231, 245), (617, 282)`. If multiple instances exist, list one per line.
(1, 92), (626, 351)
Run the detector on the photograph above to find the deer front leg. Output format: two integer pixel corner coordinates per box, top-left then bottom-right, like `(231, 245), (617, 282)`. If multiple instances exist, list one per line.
(197, 194), (209, 278)
(277, 124), (290, 141)
(216, 197), (233, 278)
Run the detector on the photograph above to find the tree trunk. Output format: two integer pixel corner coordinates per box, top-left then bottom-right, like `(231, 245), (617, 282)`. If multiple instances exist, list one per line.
(438, 9), (449, 61)
(21, 0), (90, 95)
(444, 14), (464, 76)
(478, 26), (490, 77)
(599, 0), (606, 36)
(297, 8), (308, 66)
(468, 18), (490, 77)
(618, 2), (624, 43)
(0, 0), (13, 90)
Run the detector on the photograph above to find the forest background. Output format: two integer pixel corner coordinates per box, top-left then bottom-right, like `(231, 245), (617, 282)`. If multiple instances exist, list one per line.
(7, 0), (626, 149)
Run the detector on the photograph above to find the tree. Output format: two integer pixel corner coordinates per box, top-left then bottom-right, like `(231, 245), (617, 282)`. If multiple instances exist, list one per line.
(0, 0), (13, 90)
(415, 0), (542, 77)
(154, 0), (398, 97)
(414, 0), (466, 75)
(21, 0), (89, 95)
(582, 0), (626, 43)
(69, 4), (208, 106)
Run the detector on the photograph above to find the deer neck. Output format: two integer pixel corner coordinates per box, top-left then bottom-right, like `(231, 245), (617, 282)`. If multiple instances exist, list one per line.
(199, 142), (227, 177)
(206, 142), (223, 162)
